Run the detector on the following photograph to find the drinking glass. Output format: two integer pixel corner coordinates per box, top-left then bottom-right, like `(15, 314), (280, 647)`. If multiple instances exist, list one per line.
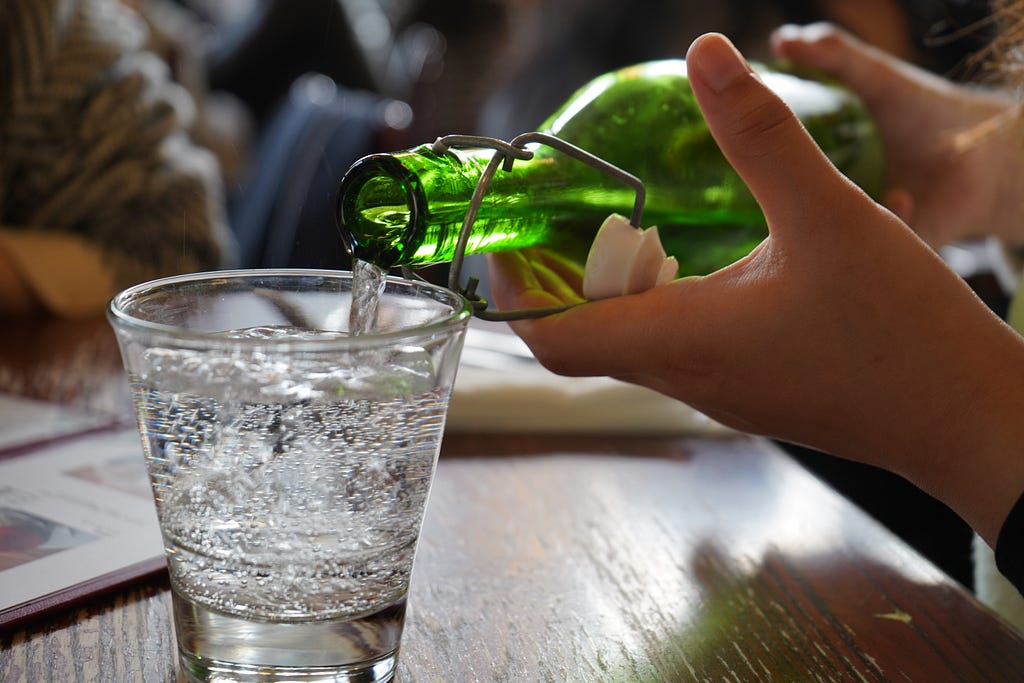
(108, 269), (470, 682)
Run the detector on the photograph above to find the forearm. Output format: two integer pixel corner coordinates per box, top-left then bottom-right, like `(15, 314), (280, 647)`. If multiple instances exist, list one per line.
(979, 108), (1024, 248)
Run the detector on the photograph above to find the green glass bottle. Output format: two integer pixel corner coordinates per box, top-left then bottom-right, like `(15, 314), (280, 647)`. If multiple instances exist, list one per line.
(337, 59), (883, 275)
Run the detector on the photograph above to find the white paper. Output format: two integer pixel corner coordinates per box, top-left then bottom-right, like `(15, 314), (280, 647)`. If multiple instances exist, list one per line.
(0, 429), (163, 613)
(0, 393), (117, 454)
(449, 327), (731, 435)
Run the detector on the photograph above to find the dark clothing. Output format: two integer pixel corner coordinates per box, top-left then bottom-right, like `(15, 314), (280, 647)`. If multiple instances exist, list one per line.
(996, 491), (1024, 596)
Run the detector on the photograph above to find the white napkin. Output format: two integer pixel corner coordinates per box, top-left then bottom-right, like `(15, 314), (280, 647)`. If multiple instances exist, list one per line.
(447, 326), (732, 435)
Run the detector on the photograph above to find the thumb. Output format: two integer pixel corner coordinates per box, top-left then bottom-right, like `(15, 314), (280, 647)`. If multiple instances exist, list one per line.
(686, 33), (861, 234)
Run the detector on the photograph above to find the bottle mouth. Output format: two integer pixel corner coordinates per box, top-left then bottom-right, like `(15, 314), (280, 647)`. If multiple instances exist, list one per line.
(336, 154), (423, 268)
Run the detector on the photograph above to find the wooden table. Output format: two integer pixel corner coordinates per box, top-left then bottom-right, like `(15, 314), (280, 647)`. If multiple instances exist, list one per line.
(1, 314), (1023, 681)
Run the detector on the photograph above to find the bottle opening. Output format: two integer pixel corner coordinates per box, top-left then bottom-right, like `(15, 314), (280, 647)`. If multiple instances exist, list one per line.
(337, 154), (421, 268)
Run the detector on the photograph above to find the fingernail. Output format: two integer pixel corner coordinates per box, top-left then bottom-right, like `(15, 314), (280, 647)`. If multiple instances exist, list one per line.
(689, 33), (753, 93)
(777, 22), (834, 44)
(773, 24), (803, 42)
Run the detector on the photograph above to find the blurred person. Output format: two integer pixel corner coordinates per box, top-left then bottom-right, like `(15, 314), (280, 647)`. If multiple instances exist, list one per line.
(154, 0), (437, 269)
(202, 0), (394, 125)
(0, 0), (236, 317)
(130, 0), (256, 187)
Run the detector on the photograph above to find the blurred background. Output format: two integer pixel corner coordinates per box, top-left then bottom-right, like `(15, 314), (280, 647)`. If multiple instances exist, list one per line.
(137, 0), (997, 590)
(135, 0), (996, 269)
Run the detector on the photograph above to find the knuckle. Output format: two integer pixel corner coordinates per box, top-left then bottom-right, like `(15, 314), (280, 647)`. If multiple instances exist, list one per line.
(727, 94), (795, 158)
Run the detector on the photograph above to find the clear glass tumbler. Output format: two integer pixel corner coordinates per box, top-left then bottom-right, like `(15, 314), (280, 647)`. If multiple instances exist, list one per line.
(108, 269), (470, 682)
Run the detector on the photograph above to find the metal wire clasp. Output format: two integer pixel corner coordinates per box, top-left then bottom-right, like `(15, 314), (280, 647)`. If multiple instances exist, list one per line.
(408, 131), (646, 321)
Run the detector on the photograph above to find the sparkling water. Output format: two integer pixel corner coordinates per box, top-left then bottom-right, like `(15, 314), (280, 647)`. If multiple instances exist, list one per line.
(349, 259), (387, 335)
(133, 336), (446, 624)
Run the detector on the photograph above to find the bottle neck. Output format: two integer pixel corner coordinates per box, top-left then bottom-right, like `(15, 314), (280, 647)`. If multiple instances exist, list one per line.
(337, 143), (566, 268)
(336, 152), (427, 268)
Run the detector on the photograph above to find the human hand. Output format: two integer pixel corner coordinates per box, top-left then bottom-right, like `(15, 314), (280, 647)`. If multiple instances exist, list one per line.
(772, 22), (1024, 248)
(488, 33), (1024, 544)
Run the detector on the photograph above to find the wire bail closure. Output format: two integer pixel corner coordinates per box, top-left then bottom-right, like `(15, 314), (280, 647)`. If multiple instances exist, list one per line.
(408, 132), (646, 321)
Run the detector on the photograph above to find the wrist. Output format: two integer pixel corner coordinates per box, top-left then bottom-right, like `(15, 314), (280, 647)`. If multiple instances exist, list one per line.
(919, 322), (1024, 547)
(964, 100), (1024, 247)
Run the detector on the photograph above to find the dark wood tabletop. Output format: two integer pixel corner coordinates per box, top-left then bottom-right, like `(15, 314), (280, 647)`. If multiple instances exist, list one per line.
(1, 313), (1023, 682)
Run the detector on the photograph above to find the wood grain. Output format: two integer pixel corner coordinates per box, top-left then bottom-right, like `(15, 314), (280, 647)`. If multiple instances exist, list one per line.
(398, 436), (1024, 682)
(5, 436), (1022, 681)
(2, 315), (1022, 681)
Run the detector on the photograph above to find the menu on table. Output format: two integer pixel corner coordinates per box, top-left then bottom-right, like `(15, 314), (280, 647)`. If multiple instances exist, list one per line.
(0, 397), (163, 630)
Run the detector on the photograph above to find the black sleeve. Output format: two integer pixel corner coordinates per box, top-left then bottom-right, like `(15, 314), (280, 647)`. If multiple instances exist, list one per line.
(995, 490), (1024, 596)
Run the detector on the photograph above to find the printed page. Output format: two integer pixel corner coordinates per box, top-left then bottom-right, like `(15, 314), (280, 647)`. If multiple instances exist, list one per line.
(0, 429), (163, 624)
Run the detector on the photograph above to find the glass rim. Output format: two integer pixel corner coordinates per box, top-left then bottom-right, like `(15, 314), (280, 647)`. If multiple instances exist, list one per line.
(107, 268), (472, 349)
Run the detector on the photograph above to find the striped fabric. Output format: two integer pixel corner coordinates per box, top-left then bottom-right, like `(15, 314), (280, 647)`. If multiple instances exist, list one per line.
(0, 0), (236, 313)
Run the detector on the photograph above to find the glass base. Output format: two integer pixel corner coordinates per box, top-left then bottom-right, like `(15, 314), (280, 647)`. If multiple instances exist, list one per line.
(179, 652), (397, 683)
(173, 594), (405, 682)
